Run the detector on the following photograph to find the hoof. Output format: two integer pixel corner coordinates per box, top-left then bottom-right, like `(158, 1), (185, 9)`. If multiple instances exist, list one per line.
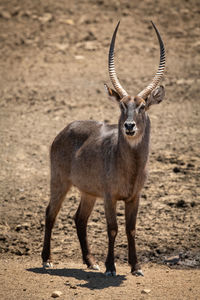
(89, 264), (100, 271)
(105, 270), (117, 277)
(43, 261), (53, 269)
(132, 269), (144, 277)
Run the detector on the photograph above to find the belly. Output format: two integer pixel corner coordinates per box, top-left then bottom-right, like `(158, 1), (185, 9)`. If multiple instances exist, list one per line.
(69, 155), (104, 197)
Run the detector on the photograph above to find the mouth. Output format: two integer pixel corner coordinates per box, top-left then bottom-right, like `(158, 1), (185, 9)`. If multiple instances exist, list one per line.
(125, 130), (136, 136)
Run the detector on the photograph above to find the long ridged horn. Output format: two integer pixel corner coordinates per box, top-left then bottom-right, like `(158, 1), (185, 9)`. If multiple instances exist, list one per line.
(108, 21), (128, 98)
(138, 21), (165, 100)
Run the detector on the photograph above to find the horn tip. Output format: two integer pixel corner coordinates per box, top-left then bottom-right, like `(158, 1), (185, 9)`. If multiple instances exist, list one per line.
(116, 20), (120, 29)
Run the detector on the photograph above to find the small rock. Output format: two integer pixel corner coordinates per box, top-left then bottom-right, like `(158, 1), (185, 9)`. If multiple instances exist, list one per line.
(18, 10), (31, 18)
(51, 291), (62, 298)
(55, 43), (69, 52)
(11, 6), (21, 17)
(141, 289), (151, 294)
(74, 55), (85, 60)
(164, 255), (180, 265)
(79, 15), (89, 24)
(15, 224), (22, 232)
(21, 222), (30, 229)
(84, 41), (98, 50)
(15, 223), (30, 231)
(133, 269), (144, 277)
(15, 249), (24, 256)
(39, 13), (53, 24)
(0, 10), (12, 19)
(64, 19), (74, 25)
(70, 284), (77, 289)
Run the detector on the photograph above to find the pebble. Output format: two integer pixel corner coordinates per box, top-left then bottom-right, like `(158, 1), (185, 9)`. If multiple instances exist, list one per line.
(63, 19), (74, 25)
(15, 224), (22, 232)
(15, 223), (30, 231)
(164, 255), (180, 265)
(141, 289), (151, 294)
(84, 41), (98, 50)
(55, 43), (69, 52)
(0, 10), (12, 19)
(39, 13), (53, 24)
(75, 55), (85, 60)
(51, 291), (63, 298)
(70, 284), (77, 289)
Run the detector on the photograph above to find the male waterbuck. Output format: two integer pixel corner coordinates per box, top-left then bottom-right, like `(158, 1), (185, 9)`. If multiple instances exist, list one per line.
(41, 21), (165, 276)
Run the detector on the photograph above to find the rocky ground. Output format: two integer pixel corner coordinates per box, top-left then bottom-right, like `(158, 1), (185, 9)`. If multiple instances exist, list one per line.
(0, 0), (200, 299)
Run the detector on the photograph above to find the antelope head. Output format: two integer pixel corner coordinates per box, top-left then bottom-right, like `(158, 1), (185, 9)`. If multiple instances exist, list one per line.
(105, 21), (165, 144)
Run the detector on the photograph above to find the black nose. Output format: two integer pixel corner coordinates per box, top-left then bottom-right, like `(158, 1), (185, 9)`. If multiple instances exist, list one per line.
(124, 122), (135, 131)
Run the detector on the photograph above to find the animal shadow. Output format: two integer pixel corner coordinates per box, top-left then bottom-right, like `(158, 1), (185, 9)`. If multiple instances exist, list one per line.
(27, 266), (126, 290)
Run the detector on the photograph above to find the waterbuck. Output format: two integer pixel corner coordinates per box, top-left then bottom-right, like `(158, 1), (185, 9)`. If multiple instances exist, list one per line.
(41, 21), (165, 276)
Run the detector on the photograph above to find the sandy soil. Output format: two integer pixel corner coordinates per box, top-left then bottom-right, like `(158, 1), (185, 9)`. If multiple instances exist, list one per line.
(0, 0), (200, 299)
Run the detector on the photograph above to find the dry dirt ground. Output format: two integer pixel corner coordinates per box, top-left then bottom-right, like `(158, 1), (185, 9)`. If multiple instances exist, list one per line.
(0, 0), (200, 299)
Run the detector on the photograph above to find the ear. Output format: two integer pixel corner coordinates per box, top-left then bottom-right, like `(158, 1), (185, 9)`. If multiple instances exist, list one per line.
(104, 84), (121, 102)
(146, 85), (165, 109)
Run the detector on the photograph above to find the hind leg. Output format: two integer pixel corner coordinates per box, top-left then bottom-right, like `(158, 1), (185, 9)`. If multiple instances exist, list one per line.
(41, 174), (71, 267)
(74, 192), (99, 270)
